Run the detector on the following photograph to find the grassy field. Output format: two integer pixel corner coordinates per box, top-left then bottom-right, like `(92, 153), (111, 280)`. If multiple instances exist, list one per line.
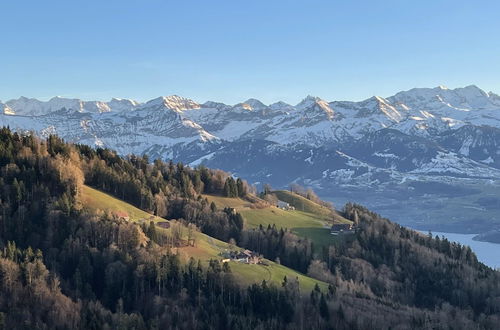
(239, 208), (324, 229)
(182, 233), (328, 292)
(273, 190), (351, 224)
(203, 194), (256, 209)
(240, 208), (339, 251)
(205, 192), (352, 251)
(81, 185), (163, 222)
(273, 190), (333, 218)
(82, 185), (328, 292)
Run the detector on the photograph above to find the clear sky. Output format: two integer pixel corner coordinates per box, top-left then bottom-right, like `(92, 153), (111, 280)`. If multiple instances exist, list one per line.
(1, 0), (499, 105)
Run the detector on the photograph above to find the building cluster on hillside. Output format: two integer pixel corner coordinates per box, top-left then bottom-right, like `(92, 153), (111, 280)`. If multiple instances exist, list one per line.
(331, 223), (356, 235)
(276, 200), (295, 211)
(222, 249), (261, 264)
(114, 211), (130, 221)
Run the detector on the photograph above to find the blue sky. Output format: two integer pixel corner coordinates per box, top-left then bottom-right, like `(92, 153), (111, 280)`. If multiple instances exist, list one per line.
(1, 0), (499, 104)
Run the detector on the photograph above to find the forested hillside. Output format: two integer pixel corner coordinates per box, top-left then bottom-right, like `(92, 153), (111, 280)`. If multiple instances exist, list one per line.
(0, 127), (500, 329)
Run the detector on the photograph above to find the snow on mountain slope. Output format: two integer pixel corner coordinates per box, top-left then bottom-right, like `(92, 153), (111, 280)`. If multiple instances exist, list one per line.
(408, 151), (500, 178)
(0, 101), (14, 115)
(3, 85), (500, 148)
(389, 85), (498, 112)
(0, 98), (216, 157)
(387, 85), (500, 130)
(6, 96), (111, 115)
(270, 101), (295, 112)
(438, 125), (500, 169)
(144, 95), (200, 112)
(4, 96), (142, 116)
(107, 98), (140, 112)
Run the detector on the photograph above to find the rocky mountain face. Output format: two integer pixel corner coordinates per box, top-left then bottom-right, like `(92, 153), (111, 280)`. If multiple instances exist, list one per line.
(2, 85), (500, 234)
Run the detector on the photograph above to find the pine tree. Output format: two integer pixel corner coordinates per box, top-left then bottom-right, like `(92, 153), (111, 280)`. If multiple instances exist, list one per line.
(229, 178), (237, 197)
(236, 178), (246, 197)
(223, 179), (231, 197)
(147, 221), (158, 243)
(193, 172), (204, 194)
(210, 202), (217, 212)
(11, 178), (22, 207)
(319, 293), (329, 320)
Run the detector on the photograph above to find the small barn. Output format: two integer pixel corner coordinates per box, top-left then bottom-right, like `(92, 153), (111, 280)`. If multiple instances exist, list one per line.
(114, 211), (130, 221)
(156, 221), (171, 229)
(228, 249), (261, 264)
(276, 200), (295, 210)
(331, 223), (355, 235)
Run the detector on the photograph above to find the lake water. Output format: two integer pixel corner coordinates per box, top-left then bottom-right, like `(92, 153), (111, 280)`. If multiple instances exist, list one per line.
(428, 231), (500, 269)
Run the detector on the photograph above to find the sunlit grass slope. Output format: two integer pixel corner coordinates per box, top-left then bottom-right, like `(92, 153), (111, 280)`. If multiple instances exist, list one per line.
(82, 185), (327, 292)
(204, 192), (352, 251)
(81, 185), (163, 222)
(182, 233), (328, 292)
(273, 190), (333, 218)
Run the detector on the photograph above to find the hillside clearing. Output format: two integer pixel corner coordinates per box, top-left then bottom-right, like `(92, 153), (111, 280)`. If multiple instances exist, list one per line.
(81, 185), (163, 222)
(82, 185), (328, 292)
(204, 192), (353, 251)
(273, 190), (351, 224)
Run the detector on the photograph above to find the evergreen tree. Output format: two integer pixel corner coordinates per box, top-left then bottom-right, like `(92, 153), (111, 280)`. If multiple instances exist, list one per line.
(236, 178), (246, 197)
(319, 294), (329, 320)
(223, 179), (231, 197)
(147, 221), (158, 243)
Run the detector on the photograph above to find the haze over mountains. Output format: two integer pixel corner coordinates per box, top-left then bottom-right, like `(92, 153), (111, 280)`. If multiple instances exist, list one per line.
(2, 85), (500, 235)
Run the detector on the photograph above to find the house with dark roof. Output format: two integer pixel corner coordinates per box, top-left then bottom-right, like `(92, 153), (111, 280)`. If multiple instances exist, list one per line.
(227, 249), (261, 264)
(276, 200), (295, 210)
(156, 221), (170, 229)
(331, 223), (355, 235)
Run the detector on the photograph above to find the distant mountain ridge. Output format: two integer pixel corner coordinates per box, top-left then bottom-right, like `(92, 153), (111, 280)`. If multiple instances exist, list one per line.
(2, 85), (500, 161)
(2, 85), (500, 233)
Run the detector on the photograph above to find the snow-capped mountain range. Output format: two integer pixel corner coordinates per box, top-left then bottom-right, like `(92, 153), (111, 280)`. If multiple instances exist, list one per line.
(2, 84), (500, 166)
(2, 85), (500, 218)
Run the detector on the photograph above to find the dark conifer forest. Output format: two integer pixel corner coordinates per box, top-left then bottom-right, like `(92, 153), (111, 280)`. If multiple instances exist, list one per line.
(0, 127), (500, 329)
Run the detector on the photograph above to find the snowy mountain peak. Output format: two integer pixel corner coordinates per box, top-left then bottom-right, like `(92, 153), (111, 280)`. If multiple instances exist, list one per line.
(108, 97), (141, 107)
(49, 96), (67, 101)
(163, 95), (200, 111)
(4, 96), (117, 115)
(454, 84), (489, 100)
(201, 101), (231, 110)
(269, 101), (294, 111)
(6, 97), (46, 116)
(108, 98), (140, 112)
(2, 84), (500, 150)
(295, 96), (334, 119)
(297, 95), (321, 106)
(110, 97), (139, 105)
(143, 95), (200, 112)
(243, 98), (267, 110)
(387, 85), (498, 113)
